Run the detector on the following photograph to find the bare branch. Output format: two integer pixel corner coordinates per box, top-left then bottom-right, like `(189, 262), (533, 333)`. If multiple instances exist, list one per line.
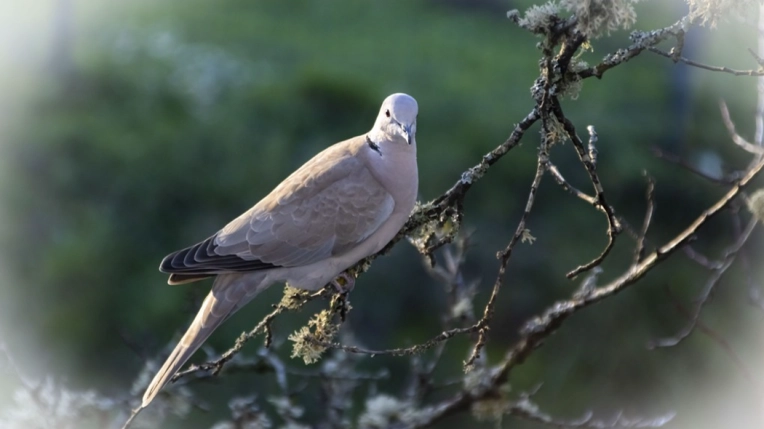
(465, 150), (547, 369)
(683, 246), (723, 269)
(720, 100), (764, 155)
(633, 173), (655, 265)
(552, 102), (621, 279)
(648, 217), (758, 349)
(651, 146), (740, 185)
(748, 47), (764, 68)
(648, 47), (764, 76)
(547, 161), (598, 205)
(654, 286), (754, 383)
(546, 161), (644, 245)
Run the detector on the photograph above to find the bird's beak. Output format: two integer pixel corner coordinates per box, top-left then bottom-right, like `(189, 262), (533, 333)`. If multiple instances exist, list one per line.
(403, 124), (414, 145)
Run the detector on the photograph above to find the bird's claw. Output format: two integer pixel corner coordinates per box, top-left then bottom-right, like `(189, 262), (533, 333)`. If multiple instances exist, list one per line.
(330, 272), (356, 295)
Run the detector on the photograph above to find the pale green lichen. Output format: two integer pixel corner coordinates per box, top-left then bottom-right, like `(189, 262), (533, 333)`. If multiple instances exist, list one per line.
(561, 0), (642, 38)
(545, 115), (568, 145)
(521, 228), (537, 244)
(408, 205), (462, 257)
(515, 2), (561, 33)
(560, 74), (583, 100)
(278, 285), (311, 310)
(289, 310), (338, 364)
(562, 59), (590, 100)
(513, 0), (643, 39)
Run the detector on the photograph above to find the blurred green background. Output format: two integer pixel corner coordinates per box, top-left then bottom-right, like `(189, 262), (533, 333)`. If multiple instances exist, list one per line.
(1, 0), (763, 428)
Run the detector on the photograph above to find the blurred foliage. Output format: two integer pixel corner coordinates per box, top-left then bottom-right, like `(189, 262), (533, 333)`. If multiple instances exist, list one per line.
(0, 0), (763, 428)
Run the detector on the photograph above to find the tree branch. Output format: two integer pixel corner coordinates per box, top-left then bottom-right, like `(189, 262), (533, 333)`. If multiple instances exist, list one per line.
(648, 217), (758, 349)
(648, 47), (764, 76)
(551, 101), (621, 279)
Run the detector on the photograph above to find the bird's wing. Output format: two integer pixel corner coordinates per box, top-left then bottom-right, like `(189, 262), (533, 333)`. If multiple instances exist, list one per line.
(160, 137), (394, 276)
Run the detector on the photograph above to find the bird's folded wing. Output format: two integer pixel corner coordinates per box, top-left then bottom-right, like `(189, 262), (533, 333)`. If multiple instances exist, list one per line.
(160, 141), (394, 275)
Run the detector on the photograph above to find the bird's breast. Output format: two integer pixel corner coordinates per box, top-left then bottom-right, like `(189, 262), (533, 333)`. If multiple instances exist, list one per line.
(366, 150), (418, 210)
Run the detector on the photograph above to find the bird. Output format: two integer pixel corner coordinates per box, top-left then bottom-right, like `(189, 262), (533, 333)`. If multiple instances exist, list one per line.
(140, 93), (419, 408)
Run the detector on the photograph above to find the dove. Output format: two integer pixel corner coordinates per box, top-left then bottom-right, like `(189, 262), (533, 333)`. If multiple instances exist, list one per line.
(141, 93), (419, 408)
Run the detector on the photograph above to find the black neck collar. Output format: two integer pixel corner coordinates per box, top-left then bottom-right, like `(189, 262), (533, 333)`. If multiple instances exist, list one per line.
(365, 135), (382, 156)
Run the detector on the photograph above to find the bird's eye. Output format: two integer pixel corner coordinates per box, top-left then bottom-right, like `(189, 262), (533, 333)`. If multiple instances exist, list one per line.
(385, 109), (390, 118)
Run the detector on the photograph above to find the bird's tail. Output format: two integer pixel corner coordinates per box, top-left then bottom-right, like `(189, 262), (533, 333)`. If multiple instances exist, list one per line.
(141, 272), (269, 408)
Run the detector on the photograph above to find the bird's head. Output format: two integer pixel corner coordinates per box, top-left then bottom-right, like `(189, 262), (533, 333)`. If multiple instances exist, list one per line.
(371, 93), (418, 146)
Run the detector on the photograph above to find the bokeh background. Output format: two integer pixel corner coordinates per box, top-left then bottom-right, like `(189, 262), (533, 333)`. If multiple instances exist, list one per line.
(1, 0), (762, 428)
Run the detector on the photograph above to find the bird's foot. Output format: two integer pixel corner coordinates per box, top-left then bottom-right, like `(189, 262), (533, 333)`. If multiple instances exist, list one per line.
(329, 272), (354, 322)
(330, 271), (356, 295)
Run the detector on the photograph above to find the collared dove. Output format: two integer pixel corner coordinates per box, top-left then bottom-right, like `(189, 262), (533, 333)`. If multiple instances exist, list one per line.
(141, 93), (419, 408)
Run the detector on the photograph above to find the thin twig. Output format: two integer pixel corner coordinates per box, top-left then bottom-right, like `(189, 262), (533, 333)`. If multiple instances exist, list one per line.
(552, 101), (621, 278)
(305, 325), (479, 357)
(649, 47), (764, 76)
(648, 217), (758, 348)
(731, 213), (764, 315)
(651, 147), (738, 185)
(547, 161), (598, 205)
(748, 47), (764, 68)
(633, 173), (655, 265)
(655, 286), (754, 383)
(578, 17), (691, 79)
(464, 150), (548, 369)
(546, 161), (643, 243)
(719, 100), (764, 155)
(683, 246), (723, 269)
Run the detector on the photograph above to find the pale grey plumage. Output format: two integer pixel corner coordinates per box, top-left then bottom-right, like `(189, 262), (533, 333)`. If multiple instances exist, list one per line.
(141, 93), (419, 408)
